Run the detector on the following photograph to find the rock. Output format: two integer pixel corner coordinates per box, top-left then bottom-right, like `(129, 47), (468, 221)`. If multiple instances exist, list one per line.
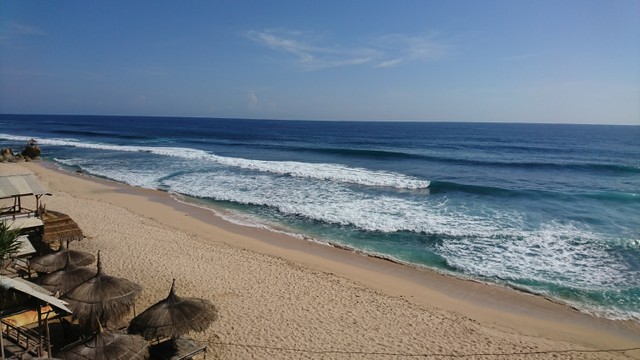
(21, 139), (41, 159)
(1, 148), (14, 157)
(1, 148), (15, 162)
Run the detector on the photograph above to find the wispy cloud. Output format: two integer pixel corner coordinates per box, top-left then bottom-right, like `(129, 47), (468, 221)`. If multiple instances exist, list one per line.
(247, 29), (449, 71)
(0, 22), (45, 43)
(247, 91), (259, 110)
(247, 29), (374, 71)
(500, 53), (536, 61)
(372, 33), (449, 68)
(246, 90), (278, 114)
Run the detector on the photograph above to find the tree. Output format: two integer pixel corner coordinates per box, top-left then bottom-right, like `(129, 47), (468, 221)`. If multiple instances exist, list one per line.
(0, 222), (21, 267)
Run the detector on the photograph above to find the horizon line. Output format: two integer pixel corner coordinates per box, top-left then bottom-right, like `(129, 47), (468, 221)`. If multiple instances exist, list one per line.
(1, 112), (638, 127)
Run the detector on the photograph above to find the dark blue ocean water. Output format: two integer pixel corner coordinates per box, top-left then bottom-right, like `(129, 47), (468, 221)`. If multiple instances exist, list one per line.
(2, 114), (639, 321)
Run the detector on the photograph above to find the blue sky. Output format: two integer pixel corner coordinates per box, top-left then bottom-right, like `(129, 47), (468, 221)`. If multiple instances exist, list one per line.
(0, 1), (638, 124)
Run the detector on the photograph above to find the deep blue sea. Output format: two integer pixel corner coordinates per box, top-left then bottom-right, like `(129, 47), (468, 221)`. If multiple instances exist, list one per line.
(2, 114), (639, 321)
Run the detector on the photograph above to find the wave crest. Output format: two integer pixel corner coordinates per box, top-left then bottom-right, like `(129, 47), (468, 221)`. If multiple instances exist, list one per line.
(0, 133), (430, 189)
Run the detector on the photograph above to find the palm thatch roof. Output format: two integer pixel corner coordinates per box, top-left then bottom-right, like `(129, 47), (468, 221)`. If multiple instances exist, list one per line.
(41, 211), (84, 245)
(128, 279), (217, 341)
(57, 325), (149, 360)
(62, 252), (142, 330)
(30, 249), (95, 273)
(37, 259), (96, 295)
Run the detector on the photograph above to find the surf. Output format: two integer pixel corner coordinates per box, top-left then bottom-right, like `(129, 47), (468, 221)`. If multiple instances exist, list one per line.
(1, 134), (430, 190)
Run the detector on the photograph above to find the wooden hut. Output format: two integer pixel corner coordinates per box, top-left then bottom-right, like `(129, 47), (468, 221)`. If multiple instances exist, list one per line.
(1, 275), (72, 358)
(0, 173), (50, 217)
(1, 173), (50, 275)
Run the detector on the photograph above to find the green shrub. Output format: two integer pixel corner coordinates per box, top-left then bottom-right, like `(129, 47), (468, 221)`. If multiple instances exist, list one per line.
(0, 222), (21, 266)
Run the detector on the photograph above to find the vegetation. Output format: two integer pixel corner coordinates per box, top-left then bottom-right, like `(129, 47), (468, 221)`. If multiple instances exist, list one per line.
(0, 222), (22, 266)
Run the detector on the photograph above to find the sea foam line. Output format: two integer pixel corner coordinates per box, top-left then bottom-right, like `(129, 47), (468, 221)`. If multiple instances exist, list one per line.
(1, 133), (430, 189)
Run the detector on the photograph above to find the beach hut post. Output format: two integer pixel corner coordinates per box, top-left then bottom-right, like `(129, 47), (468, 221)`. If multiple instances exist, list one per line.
(37, 303), (43, 356)
(45, 309), (53, 356)
(35, 193), (44, 215)
(1, 321), (4, 360)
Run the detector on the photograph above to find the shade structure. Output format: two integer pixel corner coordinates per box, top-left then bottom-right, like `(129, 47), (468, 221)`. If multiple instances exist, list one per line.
(128, 279), (217, 341)
(57, 326), (149, 360)
(0, 173), (47, 198)
(41, 210), (84, 246)
(0, 275), (73, 315)
(30, 249), (95, 273)
(1, 275), (72, 359)
(37, 259), (96, 295)
(62, 252), (142, 330)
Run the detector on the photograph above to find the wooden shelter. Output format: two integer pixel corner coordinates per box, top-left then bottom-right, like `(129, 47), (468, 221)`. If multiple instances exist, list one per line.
(1, 173), (49, 273)
(1, 275), (72, 358)
(0, 173), (50, 220)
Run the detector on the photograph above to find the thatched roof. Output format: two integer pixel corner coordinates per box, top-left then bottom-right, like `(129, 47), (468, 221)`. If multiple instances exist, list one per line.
(30, 249), (95, 273)
(62, 252), (142, 330)
(128, 279), (217, 341)
(30, 248), (95, 273)
(37, 261), (96, 295)
(57, 326), (149, 360)
(41, 211), (84, 245)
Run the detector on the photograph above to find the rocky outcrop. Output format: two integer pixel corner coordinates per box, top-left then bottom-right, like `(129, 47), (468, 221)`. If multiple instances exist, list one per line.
(0, 139), (43, 162)
(1, 147), (14, 160)
(21, 139), (41, 159)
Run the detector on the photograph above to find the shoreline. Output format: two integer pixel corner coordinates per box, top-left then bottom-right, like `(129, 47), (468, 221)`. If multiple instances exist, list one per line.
(12, 161), (640, 357)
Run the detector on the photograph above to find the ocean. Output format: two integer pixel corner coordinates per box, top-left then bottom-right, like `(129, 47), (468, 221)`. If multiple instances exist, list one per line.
(1, 114), (639, 321)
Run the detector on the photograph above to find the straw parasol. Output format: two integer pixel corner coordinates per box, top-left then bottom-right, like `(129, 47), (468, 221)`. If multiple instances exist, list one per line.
(57, 323), (149, 360)
(37, 253), (96, 295)
(62, 251), (142, 330)
(128, 279), (217, 341)
(41, 210), (84, 247)
(30, 249), (95, 273)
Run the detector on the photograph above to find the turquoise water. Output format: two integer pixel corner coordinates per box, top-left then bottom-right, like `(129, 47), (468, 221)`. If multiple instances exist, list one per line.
(1, 114), (638, 321)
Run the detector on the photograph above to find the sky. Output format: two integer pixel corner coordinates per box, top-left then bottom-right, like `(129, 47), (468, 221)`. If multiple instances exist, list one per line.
(0, 0), (638, 124)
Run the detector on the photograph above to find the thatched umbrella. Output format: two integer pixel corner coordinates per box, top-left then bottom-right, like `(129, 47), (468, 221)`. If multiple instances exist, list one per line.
(41, 210), (84, 247)
(62, 252), (142, 330)
(37, 253), (96, 295)
(30, 249), (95, 273)
(57, 323), (149, 360)
(128, 279), (217, 341)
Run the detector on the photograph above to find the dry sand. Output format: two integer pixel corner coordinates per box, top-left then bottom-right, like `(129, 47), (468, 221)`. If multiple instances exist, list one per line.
(4, 162), (640, 359)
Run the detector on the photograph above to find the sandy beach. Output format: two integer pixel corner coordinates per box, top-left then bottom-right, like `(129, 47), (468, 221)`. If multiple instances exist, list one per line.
(4, 161), (639, 359)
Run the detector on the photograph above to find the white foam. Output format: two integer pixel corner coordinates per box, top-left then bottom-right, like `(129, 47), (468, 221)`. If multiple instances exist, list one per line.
(167, 193), (329, 245)
(438, 221), (637, 289)
(163, 170), (639, 294)
(54, 157), (163, 189)
(162, 171), (455, 233)
(1, 133), (429, 189)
